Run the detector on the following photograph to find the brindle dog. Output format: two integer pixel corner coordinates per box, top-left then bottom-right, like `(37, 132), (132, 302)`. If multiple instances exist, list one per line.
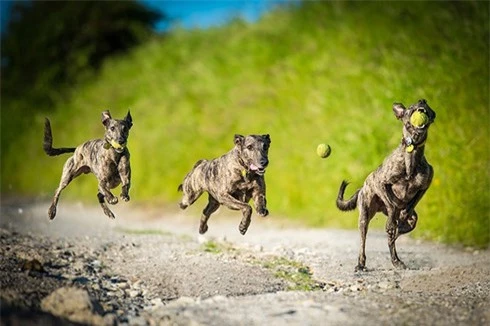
(337, 99), (436, 271)
(178, 134), (271, 235)
(44, 111), (133, 219)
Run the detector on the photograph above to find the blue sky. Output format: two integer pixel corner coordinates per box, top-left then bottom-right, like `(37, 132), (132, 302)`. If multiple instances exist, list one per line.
(1, 1), (297, 34)
(144, 0), (297, 31)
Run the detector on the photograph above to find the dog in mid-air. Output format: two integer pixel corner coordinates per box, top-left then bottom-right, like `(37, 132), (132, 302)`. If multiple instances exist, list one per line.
(178, 134), (271, 235)
(43, 110), (133, 219)
(337, 99), (436, 271)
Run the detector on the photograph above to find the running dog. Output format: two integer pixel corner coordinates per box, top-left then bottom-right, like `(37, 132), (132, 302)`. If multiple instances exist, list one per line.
(44, 110), (132, 219)
(178, 134), (271, 235)
(337, 99), (436, 271)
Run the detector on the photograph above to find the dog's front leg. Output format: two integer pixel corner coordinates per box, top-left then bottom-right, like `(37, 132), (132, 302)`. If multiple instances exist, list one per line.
(397, 188), (428, 236)
(98, 181), (118, 205)
(118, 155), (131, 201)
(219, 193), (253, 235)
(97, 192), (115, 219)
(252, 177), (268, 217)
(398, 167), (433, 236)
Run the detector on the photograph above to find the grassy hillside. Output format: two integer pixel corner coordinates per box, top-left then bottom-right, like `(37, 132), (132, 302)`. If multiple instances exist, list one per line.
(2, 1), (489, 247)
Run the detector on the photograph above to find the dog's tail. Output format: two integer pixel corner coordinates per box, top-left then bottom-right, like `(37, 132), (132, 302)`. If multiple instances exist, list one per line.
(336, 180), (360, 211)
(43, 118), (76, 156)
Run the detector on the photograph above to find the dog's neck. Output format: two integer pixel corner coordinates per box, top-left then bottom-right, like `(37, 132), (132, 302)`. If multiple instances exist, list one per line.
(232, 148), (248, 171)
(399, 137), (427, 179)
(401, 134), (427, 154)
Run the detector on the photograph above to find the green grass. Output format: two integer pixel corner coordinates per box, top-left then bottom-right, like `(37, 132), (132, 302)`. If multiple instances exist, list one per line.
(259, 256), (321, 291)
(201, 240), (237, 254)
(115, 227), (173, 236)
(2, 1), (489, 247)
(201, 240), (321, 291)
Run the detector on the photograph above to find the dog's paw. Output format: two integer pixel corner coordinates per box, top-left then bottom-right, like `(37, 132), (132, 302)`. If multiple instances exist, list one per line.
(392, 260), (407, 270)
(102, 207), (116, 219)
(107, 196), (118, 205)
(48, 206), (57, 220)
(121, 194), (130, 202)
(354, 264), (368, 272)
(239, 226), (248, 235)
(257, 208), (269, 217)
(199, 223), (208, 234)
(179, 202), (188, 210)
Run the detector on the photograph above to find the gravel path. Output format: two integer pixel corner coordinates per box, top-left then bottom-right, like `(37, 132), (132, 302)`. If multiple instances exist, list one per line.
(1, 199), (489, 325)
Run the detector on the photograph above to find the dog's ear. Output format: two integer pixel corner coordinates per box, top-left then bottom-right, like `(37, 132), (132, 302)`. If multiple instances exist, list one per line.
(392, 103), (406, 120)
(125, 110), (133, 129)
(102, 110), (112, 127)
(234, 134), (244, 147)
(262, 134), (271, 145)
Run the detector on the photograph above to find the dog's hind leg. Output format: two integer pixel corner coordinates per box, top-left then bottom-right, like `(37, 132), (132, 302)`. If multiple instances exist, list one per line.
(48, 157), (85, 219)
(356, 204), (370, 272)
(97, 192), (115, 219)
(199, 194), (220, 234)
(386, 208), (406, 269)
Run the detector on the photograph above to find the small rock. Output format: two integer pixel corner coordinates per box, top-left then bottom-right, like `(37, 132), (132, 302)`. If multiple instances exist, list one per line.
(128, 290), (141, 298)
(151, 298), (164, 307)
(21, 258), (44, 272)
(117, 282), (130, 290)
(378, 281), (395, 290)
(41, 287), (106, 325)
(91, 260), (102, 269)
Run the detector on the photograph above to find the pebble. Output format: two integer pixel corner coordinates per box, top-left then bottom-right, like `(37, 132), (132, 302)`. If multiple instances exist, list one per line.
(128, 290), (141, 298)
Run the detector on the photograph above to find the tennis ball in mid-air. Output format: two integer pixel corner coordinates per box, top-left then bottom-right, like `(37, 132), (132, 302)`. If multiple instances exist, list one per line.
(410, 111), (429, 127)
(316, 143), (331, 158)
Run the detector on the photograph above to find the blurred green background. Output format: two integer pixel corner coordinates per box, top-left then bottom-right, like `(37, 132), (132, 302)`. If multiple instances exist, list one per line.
(1, 1), (488, 247)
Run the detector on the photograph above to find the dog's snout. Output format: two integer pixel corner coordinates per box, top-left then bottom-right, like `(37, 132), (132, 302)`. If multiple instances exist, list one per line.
(260, 158), (269, 167)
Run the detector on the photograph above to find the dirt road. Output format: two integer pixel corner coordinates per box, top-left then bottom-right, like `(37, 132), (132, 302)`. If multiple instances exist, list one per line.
(1, 199), (489, 325)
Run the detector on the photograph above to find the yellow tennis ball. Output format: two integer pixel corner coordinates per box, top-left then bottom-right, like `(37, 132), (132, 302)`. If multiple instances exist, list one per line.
(110, 139), (124, 149)
(410, 111), (429, 127)
(316, 143), (331, 158)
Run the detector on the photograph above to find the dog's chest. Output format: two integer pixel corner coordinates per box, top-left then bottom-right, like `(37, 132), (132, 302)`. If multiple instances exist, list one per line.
(90, 151), (125, 184)
(391, 167), (431, 200)
(234, 172), (258, 192)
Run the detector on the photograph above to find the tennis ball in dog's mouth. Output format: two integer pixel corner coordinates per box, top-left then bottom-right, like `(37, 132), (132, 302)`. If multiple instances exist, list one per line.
(316, 143), (331, 158)
(410, 111), (429, 127)
(109, 140), (125, 150)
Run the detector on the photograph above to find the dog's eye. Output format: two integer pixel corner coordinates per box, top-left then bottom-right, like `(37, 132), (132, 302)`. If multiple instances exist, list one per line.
(110, 126), (115, 131)
(246, 145), (253, 150)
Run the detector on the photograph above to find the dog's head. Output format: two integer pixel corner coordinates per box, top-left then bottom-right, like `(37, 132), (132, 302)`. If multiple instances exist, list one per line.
(234, 134), (271, 175)
(102, 110), (133, 153)
(393, 99), (436, 151)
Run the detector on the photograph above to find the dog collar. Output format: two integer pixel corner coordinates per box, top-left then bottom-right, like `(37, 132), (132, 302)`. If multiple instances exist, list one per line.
(403, 136), (425, 153)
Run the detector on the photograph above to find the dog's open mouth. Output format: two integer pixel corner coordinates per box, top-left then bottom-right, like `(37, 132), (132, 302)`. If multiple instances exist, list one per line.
(250, 164), (266, 175)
